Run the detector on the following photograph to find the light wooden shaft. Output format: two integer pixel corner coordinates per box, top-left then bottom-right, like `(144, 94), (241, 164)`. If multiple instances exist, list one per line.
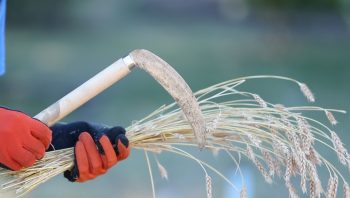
(34, 58), (133, 126)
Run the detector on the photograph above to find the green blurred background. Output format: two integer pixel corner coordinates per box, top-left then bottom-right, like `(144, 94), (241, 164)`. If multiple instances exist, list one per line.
(1, 0), (350, 197)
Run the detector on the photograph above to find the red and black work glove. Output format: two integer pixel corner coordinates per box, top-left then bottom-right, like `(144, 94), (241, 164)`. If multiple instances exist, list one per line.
(49, 122), (130, 182)
(0, 107), (52, 170)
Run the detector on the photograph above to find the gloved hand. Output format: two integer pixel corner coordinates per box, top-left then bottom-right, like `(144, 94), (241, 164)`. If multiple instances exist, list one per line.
(50, 122), (130, 182)
(0, 107), (52, 170)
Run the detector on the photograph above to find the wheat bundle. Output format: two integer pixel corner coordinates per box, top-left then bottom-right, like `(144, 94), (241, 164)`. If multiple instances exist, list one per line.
(0, 75), (349, 198)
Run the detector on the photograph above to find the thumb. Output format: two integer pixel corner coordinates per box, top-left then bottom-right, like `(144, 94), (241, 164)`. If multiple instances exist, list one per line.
(104, 126), (126, 145)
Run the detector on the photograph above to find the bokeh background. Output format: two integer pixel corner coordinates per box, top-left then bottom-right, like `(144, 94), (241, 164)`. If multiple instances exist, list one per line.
(1, 0), (350, 197)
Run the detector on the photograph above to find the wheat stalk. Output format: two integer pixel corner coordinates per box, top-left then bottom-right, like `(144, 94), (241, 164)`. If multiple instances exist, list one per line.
(0, 75), (349, 198)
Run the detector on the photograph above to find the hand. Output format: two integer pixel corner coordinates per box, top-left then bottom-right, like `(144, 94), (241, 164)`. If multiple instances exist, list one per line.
(0, 107), (52, 170)
(50, 122), (130, 182)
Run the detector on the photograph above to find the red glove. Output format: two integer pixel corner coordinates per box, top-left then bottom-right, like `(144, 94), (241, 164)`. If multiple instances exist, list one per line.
(64, 130), (130, 183)
(0, 107), (52, 170)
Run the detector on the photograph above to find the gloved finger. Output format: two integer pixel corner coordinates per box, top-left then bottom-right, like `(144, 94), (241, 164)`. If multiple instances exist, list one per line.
(0, 158), (22, 171)
(22, 135), (46, 160)
(11, 148), (36, 168)
(116, 135), (130, 161)
(105, 126), (126, 143)
(30, 121), (52, 149)
(99, 135), (117, 168)
(79, 132), (104, 175)
(75, 141), (94, 182)
(77, 174), (97, 183)
(116, 141), (130, 161)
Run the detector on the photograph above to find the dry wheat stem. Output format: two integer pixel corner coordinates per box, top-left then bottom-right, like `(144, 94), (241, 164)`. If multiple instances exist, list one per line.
(144, 151), (156, 198)
(0, 75), (349, 198)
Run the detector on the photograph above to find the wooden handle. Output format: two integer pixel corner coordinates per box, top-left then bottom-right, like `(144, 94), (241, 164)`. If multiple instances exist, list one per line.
(34, 57), (135, 126)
